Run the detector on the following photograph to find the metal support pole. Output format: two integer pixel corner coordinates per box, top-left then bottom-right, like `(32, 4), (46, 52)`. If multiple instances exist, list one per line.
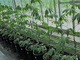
(58, 0), (63, 37)
(58, 0), (61, 17)
(53, 0), (57, 27)
(12, 0), (16, 9)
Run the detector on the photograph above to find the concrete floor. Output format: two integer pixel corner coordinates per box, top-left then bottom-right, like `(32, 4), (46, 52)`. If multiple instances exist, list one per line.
(0, 42), (19, 60)
(0, 51), (9, 60)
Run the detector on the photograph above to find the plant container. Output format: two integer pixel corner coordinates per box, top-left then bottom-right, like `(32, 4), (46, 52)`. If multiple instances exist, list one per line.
(20, 47), (28, 60)
(25, 45), (35, 60)
(33, 52), (43, 60)
(15, 44), (21, 54)
(9, 38), (16, 51)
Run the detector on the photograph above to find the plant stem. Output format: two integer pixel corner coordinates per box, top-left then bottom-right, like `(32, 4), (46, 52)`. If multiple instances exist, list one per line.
(72, 0), (76, 53)
(47, 17), (50, 43)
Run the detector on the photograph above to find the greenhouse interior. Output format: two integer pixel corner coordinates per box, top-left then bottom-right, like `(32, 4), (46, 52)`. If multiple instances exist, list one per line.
(0, 0), (80, 60)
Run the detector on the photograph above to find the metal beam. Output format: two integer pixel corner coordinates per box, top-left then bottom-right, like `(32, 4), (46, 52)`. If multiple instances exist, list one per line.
(58, 0), (61, 17)
(60, 1), (80, 4)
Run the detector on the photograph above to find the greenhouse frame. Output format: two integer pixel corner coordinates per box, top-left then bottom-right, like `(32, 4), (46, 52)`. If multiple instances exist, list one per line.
(0, 0), (80, 60)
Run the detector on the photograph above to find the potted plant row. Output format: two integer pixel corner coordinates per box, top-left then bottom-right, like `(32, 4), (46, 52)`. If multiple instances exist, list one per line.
(0, 2), (79, 60)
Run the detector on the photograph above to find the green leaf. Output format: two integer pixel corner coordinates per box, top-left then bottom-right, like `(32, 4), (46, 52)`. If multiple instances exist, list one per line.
(31, 0), (35, 3)
(45, 9), (49, 17)
(48, 14), (58, 19)
(77, 4), (80, 9)
(16, 5), (21, 10)
(0, 7), (3, 11)
(66, 29), (70, 37)
(62, 8), (76, 16)
(20, 15), (30, 18)
(42, 22), (48, 28)
(66, 38), (69, 44)
(3, 16), (10, 19)
(49, 8), (53, 14)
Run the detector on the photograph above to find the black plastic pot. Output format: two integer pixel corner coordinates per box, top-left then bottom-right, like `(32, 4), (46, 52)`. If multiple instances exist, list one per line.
(26, 49), (35, 60)
(2, 36), (6, 42)
(25, 44), (35, 60)
(33, 51), (43, 60)
(5, 36), (10, 45)
(2, 35), (8, 43)
(15, 44), (21, 54)
(9, 39), (16, 52)
(20, 47), (28, 60)
(0, 36), (3, 41)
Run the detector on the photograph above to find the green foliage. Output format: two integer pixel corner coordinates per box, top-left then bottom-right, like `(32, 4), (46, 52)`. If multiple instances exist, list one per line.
(43, 48), (55, 59)
(33, 44), (47, 54)
(24, 4), (34, 10)
(20, 14), (30, 18)
(76, 4), (80, 9)
(45, 8), (58, 18)
(31, 8), (41, 20)
(73, 13), (80, 23)
(19, 38), (31, 47)
(51, 54), (62, 60)
(56, 37), (66, 53)
(62, 6), (76, 16)
(42, 22), (48, 28)
(31, 0), (41, 3)
(14, 38), (19, 44)
(15, 5), (21, 10)
(59, 14), (67, 21)
(61, 55), (78, 60)
(0, 2), (79, 59)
